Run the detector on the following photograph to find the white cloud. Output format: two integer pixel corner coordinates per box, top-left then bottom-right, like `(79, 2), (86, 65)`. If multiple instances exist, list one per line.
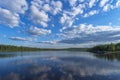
(79, 0), (84, 2)
(43, 4), (51, 12)
(59, 3), (85, 27)
(83, 10), (98, 17)
(30, 0), (62, 27)
(71, 5), (84, 16)
(60, 13), (70, 25)
(58, 24), (120, 44)
(111, 34), (120, 38)
(62, 24), (120, 37)
(0, 0), (28, 14)
(103, 4), (110, 12)
(9, 37), (31, 41)
(29, 0), (120, 28)
(59, 3), (85, 28)
(60, 13), (74, 28)
(99, 0), (109, 7)
(1, 0), (120, 47)
(89, 10), (98, 16)
(51, 1), (62, 15)
(64, 3), (84, 16)
(30, 5), (49, 27)
(0, 0), (28, 28)
(0, 0), (120, 29)
(40, 21), (48, 28)
(115, 0), (120, 8)
(37, 41), (57, 44)
(89, 0), (96, 8)
(60, 0), (120, 20)
(28, 27), (51, 36)
(68, 0), (77, 7)
(0, 8), (19, 27)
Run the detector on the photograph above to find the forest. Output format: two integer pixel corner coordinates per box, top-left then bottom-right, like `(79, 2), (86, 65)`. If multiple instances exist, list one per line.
(0, 45), (42, 52)
(89, 43), (120, 53)
(1, 43), (120, 53)
(0, 44), (88, 52)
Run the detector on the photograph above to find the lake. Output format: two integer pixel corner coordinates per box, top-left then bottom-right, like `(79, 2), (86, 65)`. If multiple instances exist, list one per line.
(0, 51), (120, 80)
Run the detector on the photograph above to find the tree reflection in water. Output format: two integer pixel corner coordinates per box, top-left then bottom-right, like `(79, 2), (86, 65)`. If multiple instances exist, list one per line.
(94, 53), (120, 61)
(0, 51), (120, 80)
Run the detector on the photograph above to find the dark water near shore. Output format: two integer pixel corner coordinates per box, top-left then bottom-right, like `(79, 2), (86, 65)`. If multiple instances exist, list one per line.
(0, 51), (120, 80)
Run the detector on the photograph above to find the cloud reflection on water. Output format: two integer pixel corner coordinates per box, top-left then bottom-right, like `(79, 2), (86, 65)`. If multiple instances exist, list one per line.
(0, 51), (120, 80)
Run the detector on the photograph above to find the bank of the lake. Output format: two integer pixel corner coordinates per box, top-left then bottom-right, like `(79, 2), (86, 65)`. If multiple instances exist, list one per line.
(0, 44), (89, 52)
(89, 43), (120, 54)
(1, 42), (120, 54)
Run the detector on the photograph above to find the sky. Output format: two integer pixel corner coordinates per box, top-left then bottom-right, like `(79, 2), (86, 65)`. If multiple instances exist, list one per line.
(1, 0), (120, 48)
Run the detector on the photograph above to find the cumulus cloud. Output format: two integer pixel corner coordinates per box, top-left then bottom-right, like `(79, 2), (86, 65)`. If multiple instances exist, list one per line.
(59, 0), (120, 22)
(116, 0), (120, 8)
(103, 4), (111, 12)
(43, 4), (51, 12)
(0, 0), (28, 28)
(60, 3), (84, 27)
(0, 8), (19, 27)
(69, 4), (84, 16)
(58, 24), (120, 44)
(68, 0), (77, 7)
(0, 0), (28, 14)
(37, 41), (57, 45)
(0, 0), (120, 29)
(99, 0), (109, 7)
(89, 0), (96, 8)
(30, 0), (62, 27)
(27, 27), (51, 36)
(60, 13), (74, 27)
(83, 10), (98, 17)
(1, 0), (120, 47)
(9, 37), (32, 41)
(30, 5), (49, 27)
(51, 1), (62, 15)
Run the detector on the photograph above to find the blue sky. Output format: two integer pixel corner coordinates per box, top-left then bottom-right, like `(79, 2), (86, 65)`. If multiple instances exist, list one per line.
(1, 0), (120, 48)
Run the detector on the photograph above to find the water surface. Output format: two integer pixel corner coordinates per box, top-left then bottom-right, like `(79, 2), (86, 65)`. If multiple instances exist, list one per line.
(0, 51), (120, 80)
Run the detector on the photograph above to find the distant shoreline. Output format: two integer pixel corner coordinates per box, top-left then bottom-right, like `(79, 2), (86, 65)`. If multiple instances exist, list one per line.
(1, 43), (120, 54)
(88, 43), (120, 54)
(0, 44), (89, 52)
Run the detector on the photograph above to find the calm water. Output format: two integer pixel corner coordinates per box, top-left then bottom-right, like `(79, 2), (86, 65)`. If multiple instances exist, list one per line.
(0, 51), (120, 80)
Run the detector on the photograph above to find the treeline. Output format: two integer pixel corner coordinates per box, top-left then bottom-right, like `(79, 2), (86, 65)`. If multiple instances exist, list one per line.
(2, 43), (120, 53)
(0, 45), (42, 52)
(63, 48), (89, 51)
(89, 43), (120, 53)
(0, 44), (89, 52)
